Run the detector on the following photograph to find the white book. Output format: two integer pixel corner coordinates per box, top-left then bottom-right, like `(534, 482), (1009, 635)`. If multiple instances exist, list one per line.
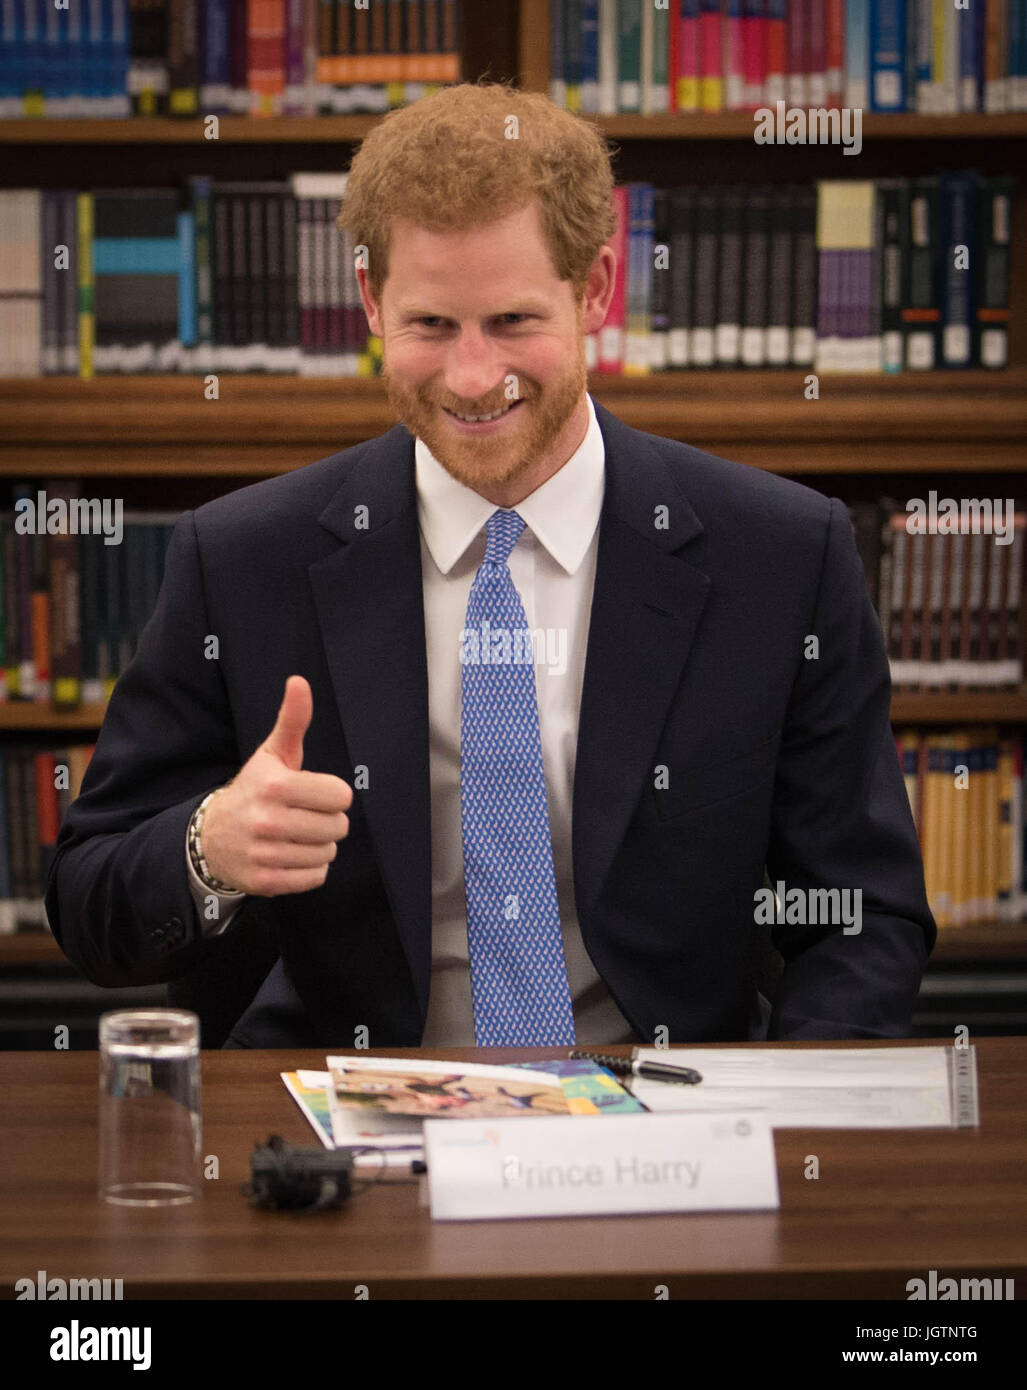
(597, 0), (618, 114)
(667, 327), (689, 367)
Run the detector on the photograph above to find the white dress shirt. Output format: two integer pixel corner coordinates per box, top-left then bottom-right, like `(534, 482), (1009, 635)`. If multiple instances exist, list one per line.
(189, 392), (637, 1044)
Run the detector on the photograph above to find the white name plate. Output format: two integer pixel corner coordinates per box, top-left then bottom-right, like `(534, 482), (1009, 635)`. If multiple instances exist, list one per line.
(424, 1111), (780, 1221)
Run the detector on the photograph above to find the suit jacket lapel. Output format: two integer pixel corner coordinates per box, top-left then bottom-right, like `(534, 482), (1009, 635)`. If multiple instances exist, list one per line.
(308, 425), (433, 1019)
(573, 402), (711, 923)
(306, 403), (711, 1021)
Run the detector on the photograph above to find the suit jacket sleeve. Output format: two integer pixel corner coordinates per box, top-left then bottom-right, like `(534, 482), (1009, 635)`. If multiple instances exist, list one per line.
(45, 510), (255, 987)
(765, 497), (936, 1039)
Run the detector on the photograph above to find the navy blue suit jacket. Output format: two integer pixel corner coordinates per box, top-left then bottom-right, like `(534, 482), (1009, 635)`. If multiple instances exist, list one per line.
(45, 401), (935, 1047)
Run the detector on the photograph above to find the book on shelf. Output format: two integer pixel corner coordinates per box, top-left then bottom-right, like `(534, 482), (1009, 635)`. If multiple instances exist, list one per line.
(582, 172), (1013, 375)
(0, 166), (1016, 378)
(0, 741), (96, 934)
(850, 500), (1024, 694)
(896, 726), (1027, 930)
(0, 0), (462, 119)
(548, 0), (1027, 114)
(0, 495), (178, 707)
(0, 482), (1018, 706)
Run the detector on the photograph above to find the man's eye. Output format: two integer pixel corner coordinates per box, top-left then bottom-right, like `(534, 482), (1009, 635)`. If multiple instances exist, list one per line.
(416, 315), (530, 327)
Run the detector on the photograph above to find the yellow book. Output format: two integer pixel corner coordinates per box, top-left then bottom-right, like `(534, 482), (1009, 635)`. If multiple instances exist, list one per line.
(997, 738), (1015, 923)
(899, 731), (920, 830)
(700, 76), (722, 113)
(982, 731), (1000, 924)
(934, 732), (958, 928)
(949, 731), (972, 927)
(922, 735), (944, 927)
(677, 76), (699, 112)
(76, 194), (94, 381)
(967, 733), (988, 924)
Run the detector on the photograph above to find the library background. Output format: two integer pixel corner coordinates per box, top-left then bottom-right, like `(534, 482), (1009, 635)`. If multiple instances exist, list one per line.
(0, 0), (1023, 1046)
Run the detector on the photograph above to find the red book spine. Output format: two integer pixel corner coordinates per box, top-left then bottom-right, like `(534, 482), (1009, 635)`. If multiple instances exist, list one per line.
(679, 2), (701, 111)
(34, 753), (60, 865)
(765, 0), (786, 104)
(668, 0), (680, 109)
(825, 0), (844, 107)
(699, 1), (723, 112)
(807, 0), (828, 106)
(787, 0), (808, 106)
(248, 0), (285, 116)
(723, 2), (745, 110)
(743, 0), (766, 109)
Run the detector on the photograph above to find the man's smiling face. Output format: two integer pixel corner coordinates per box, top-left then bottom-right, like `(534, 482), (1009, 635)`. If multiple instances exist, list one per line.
(356, 201), (615, 508)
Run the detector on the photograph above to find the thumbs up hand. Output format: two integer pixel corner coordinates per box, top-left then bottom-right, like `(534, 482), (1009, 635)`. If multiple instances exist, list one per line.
(198, 676), (353, 896)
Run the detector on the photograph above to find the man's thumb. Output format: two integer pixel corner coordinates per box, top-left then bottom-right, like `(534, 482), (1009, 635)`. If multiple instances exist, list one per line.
(265, 676), (312, 770)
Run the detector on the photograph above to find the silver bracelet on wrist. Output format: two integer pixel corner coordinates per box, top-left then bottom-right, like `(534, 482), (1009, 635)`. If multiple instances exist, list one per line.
(189, 786), (240, 894)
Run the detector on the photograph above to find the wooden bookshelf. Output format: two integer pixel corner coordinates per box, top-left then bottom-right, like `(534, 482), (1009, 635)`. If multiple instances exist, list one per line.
(0, 933), (66, 966)
(1, 372), (1024, 475)
(0, 0), (1024, 1010)
(0, 116), (381, 143)
(930, 926), (1027, 961)
(889, 695), (1027, 724)
(588, 112), (1027, 140)
(2, 112), (1027, 144)
(0, 703), (108, 730)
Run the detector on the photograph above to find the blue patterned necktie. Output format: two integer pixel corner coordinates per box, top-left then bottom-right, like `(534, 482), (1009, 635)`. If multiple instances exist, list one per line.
(459, 508), (576, 1046)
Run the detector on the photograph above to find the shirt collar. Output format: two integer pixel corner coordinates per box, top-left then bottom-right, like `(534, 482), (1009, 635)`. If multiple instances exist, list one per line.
(415, 392), (605, 577)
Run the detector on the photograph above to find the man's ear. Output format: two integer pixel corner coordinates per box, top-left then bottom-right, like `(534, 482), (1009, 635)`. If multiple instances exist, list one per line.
(580, 244), (617, 337)
(355, 266), (384, 338)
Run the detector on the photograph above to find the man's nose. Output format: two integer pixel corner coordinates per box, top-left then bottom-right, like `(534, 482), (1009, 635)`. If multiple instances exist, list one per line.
(442, 326), (508, 405)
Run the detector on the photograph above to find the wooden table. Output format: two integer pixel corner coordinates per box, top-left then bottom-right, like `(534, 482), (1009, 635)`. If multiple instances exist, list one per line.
(1, 1039), (1024, 1299)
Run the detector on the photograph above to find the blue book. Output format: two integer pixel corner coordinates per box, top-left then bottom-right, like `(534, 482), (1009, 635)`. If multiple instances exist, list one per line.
(0, 0), (20, 115)
(92, 190), (181, 371)
(86, 0), (104, 110)
(625, 182), (654, 374)
(958, 0), (978, 111)
(100, 0), (114, 106)
(870, 0), (906, 111)
(39, 0), (58, 103)
(974, 0), (987, 111)
(202, 0), (233, 110)
(64, 0), (83, 114)
(550, 0), (566, 104)
(903, 0), (918, 109)
(564, 0), (583, 110)
(914, 0), (933, 111)
(939, 173), (977, 369)
(23, 0), (44, 104)
(108, 0), (131, 113)
(49, 0), (68, 107)
(580, 0), (599, 112)
(187, 176), (213, 353)
(1012, 0), (1027, 112)
(178, 210), (196, 349)
(844, 0), (869, 108)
